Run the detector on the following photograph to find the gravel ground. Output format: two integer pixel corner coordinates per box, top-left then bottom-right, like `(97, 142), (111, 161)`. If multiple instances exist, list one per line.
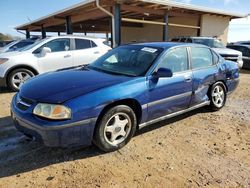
(0, 70), (249, 188)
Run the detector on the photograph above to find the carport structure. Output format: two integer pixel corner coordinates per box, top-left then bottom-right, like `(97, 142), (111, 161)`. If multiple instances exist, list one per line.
(15, 0), (245, 47)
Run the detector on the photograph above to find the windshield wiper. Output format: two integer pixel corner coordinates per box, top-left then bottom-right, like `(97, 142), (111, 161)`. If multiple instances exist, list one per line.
(87, 65), (136, 77)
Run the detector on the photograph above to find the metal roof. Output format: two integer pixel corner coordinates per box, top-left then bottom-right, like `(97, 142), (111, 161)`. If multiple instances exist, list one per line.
(15, 0), (247, 31)
(140, 0), (246, 18)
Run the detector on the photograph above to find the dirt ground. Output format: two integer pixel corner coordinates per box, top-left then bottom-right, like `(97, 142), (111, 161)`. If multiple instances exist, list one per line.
(0, 70), (249, 188)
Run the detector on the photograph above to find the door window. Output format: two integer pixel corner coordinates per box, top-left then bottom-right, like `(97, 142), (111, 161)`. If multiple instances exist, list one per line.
(34, 38), (70, 53)
(190, 47), (213, 69)
(75, 39), (93, 50)
(158, 47), (189, 73)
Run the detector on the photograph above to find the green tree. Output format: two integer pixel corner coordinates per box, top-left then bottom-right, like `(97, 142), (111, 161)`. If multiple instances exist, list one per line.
(0, 33), (13, 41)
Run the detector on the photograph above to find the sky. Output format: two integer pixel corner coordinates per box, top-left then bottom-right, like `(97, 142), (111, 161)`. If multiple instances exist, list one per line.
(0, 0), (249, 42)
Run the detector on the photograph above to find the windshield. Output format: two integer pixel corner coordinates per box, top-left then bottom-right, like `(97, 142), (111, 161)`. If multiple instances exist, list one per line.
(19, 38), (45, 52)
(88, 45), (163, 77)
(193, 38), (225, 48)
(2, 41), (18, 49)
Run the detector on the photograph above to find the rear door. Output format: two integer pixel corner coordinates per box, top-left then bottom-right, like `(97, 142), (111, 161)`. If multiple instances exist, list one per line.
(189, 47), (219, 106)
(147, 47), (193, 121)
(72, 38), (103, 66)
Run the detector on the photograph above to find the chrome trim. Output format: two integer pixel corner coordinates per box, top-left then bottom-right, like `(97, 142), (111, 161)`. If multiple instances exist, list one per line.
(18, 100), (31, 107)
(148, 91), (192, 107)
(139, 101), (210, 129)
(141, 104), (147, 110)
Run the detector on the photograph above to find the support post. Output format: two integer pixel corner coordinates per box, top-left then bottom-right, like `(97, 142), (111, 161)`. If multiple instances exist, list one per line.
(197, 15), (202, 36)
(41, 25), (46, 38)
(66, 16), (73, 34)
(58, 32), (61, 36)
(114, 4), (121, 46)
(26, 30), (30, 39)
(163, 13), (169, 41)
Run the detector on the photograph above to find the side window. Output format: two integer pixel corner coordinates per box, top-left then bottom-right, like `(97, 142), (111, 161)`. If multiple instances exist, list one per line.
(159, 47), (189, 73)
(212, 50), (219, 64)
(45, 39), (70, 52)
(180, 38), (187, 42)
(34, 38), (70, 53)
(191, 47), (213, 69)
(75, 39), (91, 50)
(186, 38), (192, 43)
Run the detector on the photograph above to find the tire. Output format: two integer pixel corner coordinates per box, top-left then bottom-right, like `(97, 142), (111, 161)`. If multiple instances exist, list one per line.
(93, 105), (137, 152)
(208, 82), (227, 111)
(7, 68), (35, 91)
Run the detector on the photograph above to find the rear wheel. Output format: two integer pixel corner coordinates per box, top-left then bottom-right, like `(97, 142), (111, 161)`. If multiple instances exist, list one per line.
(93, 105), (137, 152)
(209, 82), (227, 111)
(7, 68), (35, 91)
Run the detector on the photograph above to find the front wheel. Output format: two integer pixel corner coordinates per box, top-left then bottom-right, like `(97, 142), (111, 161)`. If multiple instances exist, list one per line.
(209, 82), (227, 111)
(93, 105), (137, 152)
(7, 68), (35, 91)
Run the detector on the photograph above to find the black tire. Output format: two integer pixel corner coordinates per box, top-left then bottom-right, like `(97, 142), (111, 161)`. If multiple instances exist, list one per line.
(7, 68), (35, 91)
(208, 82), (227, 111)
(93, 105), (137, 152)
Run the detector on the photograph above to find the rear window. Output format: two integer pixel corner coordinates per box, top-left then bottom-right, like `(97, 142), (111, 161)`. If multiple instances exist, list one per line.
(75, 39), (91, 50)
(191, 47), (213, 69)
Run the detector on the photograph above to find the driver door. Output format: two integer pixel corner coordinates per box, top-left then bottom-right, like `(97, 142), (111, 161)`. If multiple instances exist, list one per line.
(36, 38), (73, 73)
(147, 47), (193, 121)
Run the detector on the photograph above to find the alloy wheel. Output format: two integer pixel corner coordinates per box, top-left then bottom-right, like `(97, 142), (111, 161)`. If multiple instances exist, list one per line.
(11, 72), (32, 89)
(212, 85), (225, 108)
(104, 112), (132, 146)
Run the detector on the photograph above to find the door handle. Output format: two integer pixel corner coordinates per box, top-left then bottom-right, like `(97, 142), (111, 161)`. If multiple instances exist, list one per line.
(94, 51), (100, 54)
(64, 54), (71, 58)
(184, 75), (192, 82)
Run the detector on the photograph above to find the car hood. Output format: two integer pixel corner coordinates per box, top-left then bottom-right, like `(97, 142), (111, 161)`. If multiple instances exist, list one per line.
(19, 67), (133, 103)
(0, 51), (28, 58)
(213, 47), (242, 56)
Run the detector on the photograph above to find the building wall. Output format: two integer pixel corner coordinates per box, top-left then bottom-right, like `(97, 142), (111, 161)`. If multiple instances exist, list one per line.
(121, 24), (163, 43)
(200, 14), (230, 44)
(121, 16), (200, 43)
(121, 15), (230, 44)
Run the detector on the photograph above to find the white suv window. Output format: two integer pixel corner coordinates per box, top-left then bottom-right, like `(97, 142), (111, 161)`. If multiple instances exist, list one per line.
(34, 38), (70, 53)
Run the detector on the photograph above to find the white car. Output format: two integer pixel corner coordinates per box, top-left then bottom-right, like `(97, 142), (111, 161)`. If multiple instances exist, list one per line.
(0, 36), (111, 91)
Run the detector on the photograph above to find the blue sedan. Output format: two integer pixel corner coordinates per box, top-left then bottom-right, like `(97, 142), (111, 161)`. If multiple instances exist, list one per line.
(11, 42), (239, 152)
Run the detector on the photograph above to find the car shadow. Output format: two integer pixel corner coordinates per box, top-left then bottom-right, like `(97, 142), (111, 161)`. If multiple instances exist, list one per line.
(0, 87), (13, 94)
(0, 107), (212, 178)
(240, 69), (250, 74)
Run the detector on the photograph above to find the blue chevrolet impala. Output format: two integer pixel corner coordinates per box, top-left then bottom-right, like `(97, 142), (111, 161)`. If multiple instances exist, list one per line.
(11, 42), (239, 152)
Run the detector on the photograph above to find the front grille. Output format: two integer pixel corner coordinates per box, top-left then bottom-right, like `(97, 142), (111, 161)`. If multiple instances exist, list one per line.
(220, 54), (239, 62)
(16, 95), (34, 111)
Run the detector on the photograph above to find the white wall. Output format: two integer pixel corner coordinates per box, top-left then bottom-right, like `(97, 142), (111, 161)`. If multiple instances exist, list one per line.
(200, 14), (230, 44)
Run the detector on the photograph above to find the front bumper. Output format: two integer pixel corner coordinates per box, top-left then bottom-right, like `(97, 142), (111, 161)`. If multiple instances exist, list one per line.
(11, 95), (97, 147)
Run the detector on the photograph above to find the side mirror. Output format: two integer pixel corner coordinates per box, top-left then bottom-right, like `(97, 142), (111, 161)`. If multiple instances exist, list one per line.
(153, 68), (173, 78)
(40, 47), (51, 57)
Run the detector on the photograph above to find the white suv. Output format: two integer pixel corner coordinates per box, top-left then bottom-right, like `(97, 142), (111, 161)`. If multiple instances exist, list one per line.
(0, 36), (111, 91)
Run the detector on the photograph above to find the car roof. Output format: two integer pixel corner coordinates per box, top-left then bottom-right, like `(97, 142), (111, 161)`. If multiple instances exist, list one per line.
(47, 35), (105, 41)
(131, 42), (206, 49)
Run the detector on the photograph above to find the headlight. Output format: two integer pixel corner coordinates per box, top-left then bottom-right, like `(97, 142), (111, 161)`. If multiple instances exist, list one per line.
(0, 58), (9, 64)
(33, 103), (71, 120)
